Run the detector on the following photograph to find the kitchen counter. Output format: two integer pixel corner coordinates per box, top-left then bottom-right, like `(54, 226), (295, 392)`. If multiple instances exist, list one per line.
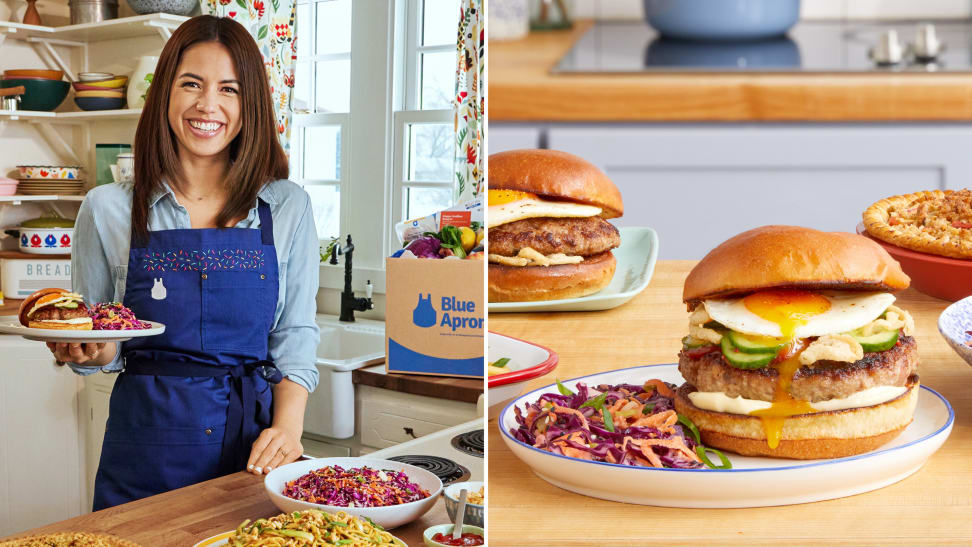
(487, 260), (972, 546)
(490, 20), (972, 121)
(353, 364), (483, 403)
(2, 471), (446, 545)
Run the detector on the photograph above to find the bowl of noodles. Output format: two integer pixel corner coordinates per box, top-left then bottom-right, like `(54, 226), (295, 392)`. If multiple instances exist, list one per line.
(192, 510), (406, 546)
(264, 457), (442, 529)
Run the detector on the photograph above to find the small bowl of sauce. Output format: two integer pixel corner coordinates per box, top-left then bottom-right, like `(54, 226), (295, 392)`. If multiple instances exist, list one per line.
(423, 524), (485, 547)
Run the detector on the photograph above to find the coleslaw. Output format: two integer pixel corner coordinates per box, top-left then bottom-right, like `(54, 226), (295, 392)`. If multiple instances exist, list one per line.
(89, 302), (151, 330)
(282, 465), (430, 507)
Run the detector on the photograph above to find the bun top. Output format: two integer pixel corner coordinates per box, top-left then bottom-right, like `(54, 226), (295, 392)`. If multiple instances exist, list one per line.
(18, 288), (80, 325)
(683, 225), (911, 305)
(488, 149), (623, 218)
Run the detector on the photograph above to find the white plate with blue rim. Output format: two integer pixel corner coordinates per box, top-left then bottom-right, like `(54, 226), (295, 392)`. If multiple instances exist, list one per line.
(488, 226), (659, 313)
(499, 364), (953, 508)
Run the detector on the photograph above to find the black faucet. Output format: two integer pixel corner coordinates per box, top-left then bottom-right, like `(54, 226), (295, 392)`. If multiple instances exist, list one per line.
(330, 234), (374, 322)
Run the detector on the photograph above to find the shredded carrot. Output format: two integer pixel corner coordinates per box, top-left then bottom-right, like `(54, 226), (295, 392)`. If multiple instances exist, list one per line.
(643, 379), (675, 398)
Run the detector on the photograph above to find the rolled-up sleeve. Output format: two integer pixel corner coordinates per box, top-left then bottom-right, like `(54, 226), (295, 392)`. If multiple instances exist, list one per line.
(268, 193), (320, 392)
(69, 196), (122, 375)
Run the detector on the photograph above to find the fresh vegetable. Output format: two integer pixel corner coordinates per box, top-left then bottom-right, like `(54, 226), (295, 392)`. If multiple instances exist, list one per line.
(459, 226), (476, 252)
(556, 379), (574, 396)
(404, 236), (442, 259)
(491, 357), (510, 368)
(726, 331), (786, 354)
(720, 336), (775, 369)
(426, 225), (467, 258)
(696, 445), (732, 469)
(847, 327), (899, 352)
(681, 336), (708, 349)
(281, 465), (430, 507)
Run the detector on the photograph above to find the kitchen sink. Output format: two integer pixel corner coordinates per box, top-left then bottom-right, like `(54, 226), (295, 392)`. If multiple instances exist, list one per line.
(305, 315), (385, 439)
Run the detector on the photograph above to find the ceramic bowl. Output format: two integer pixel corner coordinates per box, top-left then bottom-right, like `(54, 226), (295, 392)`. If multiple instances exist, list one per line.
(72, 81), (127, 92)
(423, 524), (485, 547)
(264, 457), (442, 529)
(78, 72), (114, 82)
(75, 89), (125, 98)
(3, 69), (63, 80)
(442, 481), (484, 528)
(487, 331), (558, 419)
(17, 165), (81, 179)
(127, 0), (197, 16)
(0, 179), (17, 196)
(938, 296), (972, 367)
(0, 78), (69, 111)
(76, 76), (128, 89)
(643, 0), (800, 40)
(856, 223), (972, 302)
(75, 96), (126, 111)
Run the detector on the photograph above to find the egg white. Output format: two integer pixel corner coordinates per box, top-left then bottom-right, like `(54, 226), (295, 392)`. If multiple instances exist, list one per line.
(487, 198), (602, 228)
(703, 291), (896, 339)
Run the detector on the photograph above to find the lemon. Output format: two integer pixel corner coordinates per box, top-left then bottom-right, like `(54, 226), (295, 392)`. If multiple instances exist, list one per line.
(476, 230), (485, 246)
(459, 226), (476, 252)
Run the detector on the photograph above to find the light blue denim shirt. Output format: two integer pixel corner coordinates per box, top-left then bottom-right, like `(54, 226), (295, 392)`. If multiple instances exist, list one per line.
(68, 179), (320, 393)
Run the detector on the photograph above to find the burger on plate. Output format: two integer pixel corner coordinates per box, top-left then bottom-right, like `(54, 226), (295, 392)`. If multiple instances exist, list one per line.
(673, 225), (917, 459)
(18, 288), (92, 330)
(487, 149), (624, 302)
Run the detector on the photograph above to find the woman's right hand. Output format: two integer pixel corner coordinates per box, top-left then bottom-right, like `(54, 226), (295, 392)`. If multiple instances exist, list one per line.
(46, 342), (107, 366)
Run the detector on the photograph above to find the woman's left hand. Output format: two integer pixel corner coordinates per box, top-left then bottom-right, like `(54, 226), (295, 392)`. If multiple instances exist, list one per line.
(247, 426), (303, 475)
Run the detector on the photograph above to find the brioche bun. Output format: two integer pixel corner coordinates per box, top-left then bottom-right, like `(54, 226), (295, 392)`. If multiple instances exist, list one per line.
(28, 319), (93, 330)
(489, 251), (617, 302)
(674, 382), (918, 460)
(488, 149), (624, 218)
(683, 225), (910, 306)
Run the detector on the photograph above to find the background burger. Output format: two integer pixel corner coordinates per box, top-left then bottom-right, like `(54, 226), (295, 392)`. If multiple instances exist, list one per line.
(19, 288), (92, 330)
(674, 225), (917, 459)
(488, 149), (624, 302)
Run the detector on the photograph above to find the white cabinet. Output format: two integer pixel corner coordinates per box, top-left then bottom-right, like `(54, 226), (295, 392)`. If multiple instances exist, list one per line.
(0, 337), (84, 536)
(490, 123), (972, 259)
(356, 385), (479, 449)
(488, 126), (544, 153)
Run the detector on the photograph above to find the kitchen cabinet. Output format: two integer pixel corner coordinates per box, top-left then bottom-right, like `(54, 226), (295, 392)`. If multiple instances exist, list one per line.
(0, 337), (84, 537)
(356, 385), (478, 448)
(488, 126), (544, 153)
(491, 122), (972, 259)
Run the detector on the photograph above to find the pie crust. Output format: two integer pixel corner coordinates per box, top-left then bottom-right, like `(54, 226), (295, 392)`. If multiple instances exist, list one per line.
(863, 189), (972, 259)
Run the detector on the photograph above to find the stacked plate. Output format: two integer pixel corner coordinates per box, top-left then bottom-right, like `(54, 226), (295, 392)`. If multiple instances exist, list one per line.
(17, 179), (85, 195)
(73, 73), (128, 111)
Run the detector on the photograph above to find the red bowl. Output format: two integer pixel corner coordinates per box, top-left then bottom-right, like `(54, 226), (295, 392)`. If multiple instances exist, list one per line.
(856, 223), (972, 301)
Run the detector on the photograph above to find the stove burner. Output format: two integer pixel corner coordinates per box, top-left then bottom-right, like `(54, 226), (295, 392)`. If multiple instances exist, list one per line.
(388, 455), (470, 485)
(451, 429), (484, 458)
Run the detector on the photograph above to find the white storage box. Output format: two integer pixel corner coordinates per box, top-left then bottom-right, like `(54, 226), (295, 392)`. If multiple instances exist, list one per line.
(1, 258), (72, 298)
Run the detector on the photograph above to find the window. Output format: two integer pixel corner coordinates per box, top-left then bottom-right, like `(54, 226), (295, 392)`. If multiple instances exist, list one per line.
(292, 0), (458, 275)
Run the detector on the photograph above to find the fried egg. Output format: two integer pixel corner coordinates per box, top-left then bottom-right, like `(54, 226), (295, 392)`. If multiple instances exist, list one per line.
(487, 189), (601, 228)
(704, 290), (896, 339)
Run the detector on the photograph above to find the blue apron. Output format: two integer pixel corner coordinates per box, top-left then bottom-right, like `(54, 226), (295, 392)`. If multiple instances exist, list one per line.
(92, 199), (282, 511)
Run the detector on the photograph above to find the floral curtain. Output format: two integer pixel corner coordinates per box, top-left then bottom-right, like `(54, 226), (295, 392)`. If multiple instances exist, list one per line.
(454, 0), (484, 203)
(201, 0), (296, 153)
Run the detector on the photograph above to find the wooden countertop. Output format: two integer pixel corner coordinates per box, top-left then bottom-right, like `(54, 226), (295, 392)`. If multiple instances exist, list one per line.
(490, 20), (972, 122)
(2, 471), (448, 546)
(353, 364), (483, 403)
(488, 260), (972, 546)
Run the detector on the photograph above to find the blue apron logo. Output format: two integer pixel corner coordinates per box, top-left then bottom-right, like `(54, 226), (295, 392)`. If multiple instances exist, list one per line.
(412, 293), (436, 328)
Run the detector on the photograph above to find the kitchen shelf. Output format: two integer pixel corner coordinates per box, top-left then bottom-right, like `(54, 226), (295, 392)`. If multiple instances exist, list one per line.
(0, 14), (188, 43)
(0, 251), (70, 259)
(0, 109), (142, 123)
(0, 196), (85, 203)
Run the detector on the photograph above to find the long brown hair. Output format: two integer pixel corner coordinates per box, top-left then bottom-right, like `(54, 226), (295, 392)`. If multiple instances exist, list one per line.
(131, 15), (288, 243)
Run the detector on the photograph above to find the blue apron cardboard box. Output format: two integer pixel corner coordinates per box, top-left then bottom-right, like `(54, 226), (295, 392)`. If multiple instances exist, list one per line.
(385, 257), (484, 378)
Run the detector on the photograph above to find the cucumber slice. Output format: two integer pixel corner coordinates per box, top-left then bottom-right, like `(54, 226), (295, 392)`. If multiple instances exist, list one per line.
(847, 328), (899, 352)
(720, 336), (775, 369)
(725, 331), (786, 354)
(54, 301), (78, 309)
(682, 336), (708, 349)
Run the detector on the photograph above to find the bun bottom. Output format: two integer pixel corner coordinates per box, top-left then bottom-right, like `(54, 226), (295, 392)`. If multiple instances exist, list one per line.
(674, 383), (918, 460)
(489, 251), (617, 302)
(28, 320), (93, 330)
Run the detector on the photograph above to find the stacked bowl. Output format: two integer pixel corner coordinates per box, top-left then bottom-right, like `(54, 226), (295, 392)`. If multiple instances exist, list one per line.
(0, 70), (70, 111)
(74, 73), (128, 111)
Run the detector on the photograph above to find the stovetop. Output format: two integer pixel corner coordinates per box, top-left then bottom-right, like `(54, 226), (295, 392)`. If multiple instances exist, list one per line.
(554, 21), (972, 73)
(367, 419), (484, 483)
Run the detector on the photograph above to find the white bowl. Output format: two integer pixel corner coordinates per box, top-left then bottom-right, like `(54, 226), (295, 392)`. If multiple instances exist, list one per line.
(487, 331), (558, 419)
(938, 295), (972, 367)
(263, 457), (442, 529)
(442, 481), (484, 527)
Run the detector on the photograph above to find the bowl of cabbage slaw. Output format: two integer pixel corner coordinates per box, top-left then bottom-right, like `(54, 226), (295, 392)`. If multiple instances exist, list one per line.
(264, 457), (442, 529)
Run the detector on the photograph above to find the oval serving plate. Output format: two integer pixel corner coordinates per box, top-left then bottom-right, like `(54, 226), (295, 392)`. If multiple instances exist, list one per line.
(499, 364), (953, 508)
(0, 315), (165, 343)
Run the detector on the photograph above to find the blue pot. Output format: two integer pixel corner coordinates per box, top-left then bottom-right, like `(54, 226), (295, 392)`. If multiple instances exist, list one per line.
(643, 0), (800, 41)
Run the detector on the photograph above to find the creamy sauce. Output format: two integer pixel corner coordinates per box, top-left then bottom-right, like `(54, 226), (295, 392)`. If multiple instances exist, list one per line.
(32, 317), (92, 324)
(689, 385), (908, 415)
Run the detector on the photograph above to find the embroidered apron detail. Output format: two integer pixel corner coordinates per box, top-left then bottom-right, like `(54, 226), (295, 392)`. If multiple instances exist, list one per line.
(141, 249), (266, 271)
(93, 199), (280, 511)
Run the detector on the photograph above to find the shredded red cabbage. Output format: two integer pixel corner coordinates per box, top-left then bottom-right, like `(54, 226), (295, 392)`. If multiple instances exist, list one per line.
(89, 302), (151, 330)
(282, 465), (430, 507)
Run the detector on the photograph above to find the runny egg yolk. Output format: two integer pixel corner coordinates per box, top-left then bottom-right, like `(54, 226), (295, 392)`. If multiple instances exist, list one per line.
(742, 290), (831, 449)
(488, 189), (538, 206)
(742, 289), (831, 340)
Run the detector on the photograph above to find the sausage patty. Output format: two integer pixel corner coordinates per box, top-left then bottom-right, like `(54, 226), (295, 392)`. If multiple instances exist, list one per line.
(678, 336), (918, 402)
(488, 216), (620, 257)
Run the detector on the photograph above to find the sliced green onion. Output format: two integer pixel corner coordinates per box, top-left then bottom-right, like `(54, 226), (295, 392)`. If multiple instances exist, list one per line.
(336, 540), (354, 545)
(696, 445), (732, 469)
(579, 392), (608, 409)
(327, 520), (350, 527)
(556, 379), (574, 396)
(491, 357), (510, 368)
(642, 402), (655, 415)
(364, 517), (384, 531)
(677, 413), (701, 445)
(601, 404), (615, 432)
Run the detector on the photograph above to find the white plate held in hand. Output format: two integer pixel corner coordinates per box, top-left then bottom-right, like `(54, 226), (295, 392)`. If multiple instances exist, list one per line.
(500, 364), (953, 508)
(0, 315), (165, 343)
